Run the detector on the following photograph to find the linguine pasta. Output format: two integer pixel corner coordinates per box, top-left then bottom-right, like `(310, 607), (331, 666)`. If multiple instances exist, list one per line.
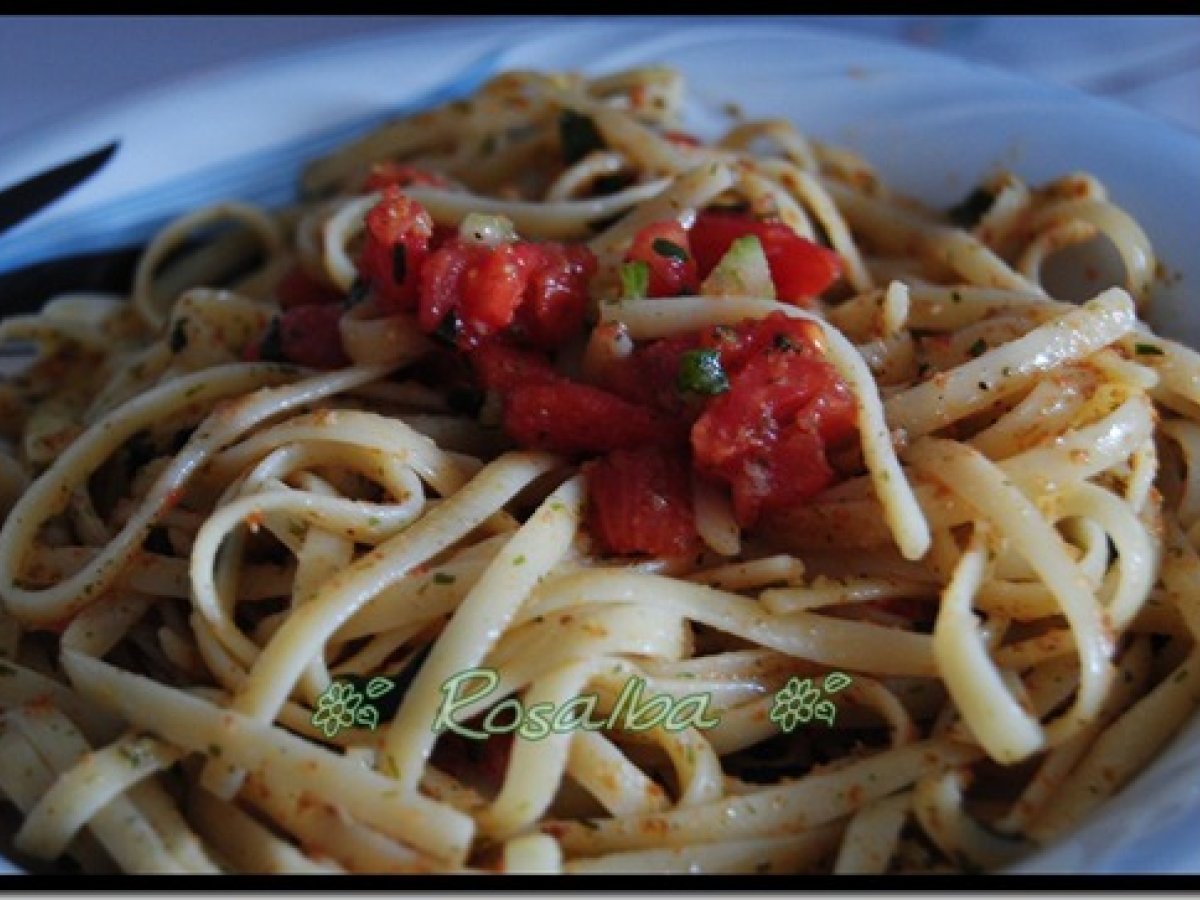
(0, 65), (1198, 875)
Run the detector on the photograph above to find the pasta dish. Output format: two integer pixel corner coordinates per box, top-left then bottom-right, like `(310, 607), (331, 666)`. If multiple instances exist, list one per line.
(0, 65), (1197, 875)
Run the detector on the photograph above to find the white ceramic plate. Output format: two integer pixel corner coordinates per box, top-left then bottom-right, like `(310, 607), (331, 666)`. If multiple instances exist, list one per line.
(1, 16), (1199, 876)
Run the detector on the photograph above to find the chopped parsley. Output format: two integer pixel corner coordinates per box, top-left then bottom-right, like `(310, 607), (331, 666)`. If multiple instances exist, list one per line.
(619, 260), (650, 299)
(433, 572), (456, 585)
(1135, 343), (1164, 356)
(513, 554), (527, 566)
(651, 238), (690, 262)
(946, 185), (995, 228)
(392, 244), (408, 284)
(432, 311), (462, 347)
(169, 318), (189, 353)
(677, 348), (730, 396)
(558, 110), (606, 165)
(344, 277), (370, 310)
(968, 338), (988, 358)
(257, 316), (286, 363)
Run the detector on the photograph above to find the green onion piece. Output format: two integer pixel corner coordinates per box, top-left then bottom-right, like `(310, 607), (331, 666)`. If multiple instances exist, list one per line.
(677, 348), (730, 396)
(1135, 343), (1164, 356)
(619, 261), (650, 299)
(652, 238), (690, 262)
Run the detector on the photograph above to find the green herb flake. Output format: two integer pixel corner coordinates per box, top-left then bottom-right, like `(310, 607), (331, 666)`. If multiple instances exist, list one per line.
(968, 338), (988, 358)
(619, 261), (650, 299)
(677, 348), (730, 396)
(169, 318), (189, 353)
(367, 516), (381, 527)
(951, 290), (963, 304)
(119, 745), (146, 768)
(257, 316), (286, 363)
(946, 186), (995, 228)
(432, 311), (462, 347)
(343, 277), (370, 310)
(651, 238), (690, 262)
(433, 572), (456, 585)
(1135, 343), (1165, 356)
(558, 110), (606, 165)
(392, 243), (408, 284)
(513, 554), (527, 566)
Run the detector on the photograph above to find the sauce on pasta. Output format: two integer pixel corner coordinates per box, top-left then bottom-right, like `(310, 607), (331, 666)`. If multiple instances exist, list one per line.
(0, 65), (1197, 875)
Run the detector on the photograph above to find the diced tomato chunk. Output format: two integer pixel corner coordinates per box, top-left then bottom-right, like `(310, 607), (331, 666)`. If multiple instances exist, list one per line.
(458, 242), (542, 340)
(689, 211), (842, 304)
(585, 446), (699, 557)
(433, 723), (513, 793)
(419, 239), (595, 350)
(503, 381), (679, 456)
(363, 162), (450, 192)
(275, 264), (343, 309)
(470, 340), (561, 394)
(358, 186), (435, 313)
(691, 333), (856, 525)
(280, 304), (350, 370)
(625, 220), (699, 298)
(595, 332), (700, 415)
(515, 243), (597, 347)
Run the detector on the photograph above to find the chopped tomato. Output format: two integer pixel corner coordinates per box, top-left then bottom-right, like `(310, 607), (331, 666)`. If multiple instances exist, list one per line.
(275, 264), (343, 309)
(458, 242), (543, 339)
(597, 332), (701, 418)
(514, 243), (597, 347)
(433, 724), (512, 793)
(689, 211), (842, 303)
(358, 186), (435, 313)
(419, 238), (596, 350)
(625, 220), (698, 298)
(691, 336), (856, 525)
(363, 162), (450, 192)
(697, 311), (826, 374)
(245, 304), (349, 369)
(663, 130), (702, 149)
(585, 446), (699, 557)
(470, 340), (560, 394)
(503, 381), (679, 456)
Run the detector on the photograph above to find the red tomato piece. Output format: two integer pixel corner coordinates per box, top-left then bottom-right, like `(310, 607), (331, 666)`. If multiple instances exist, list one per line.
(432, 723), (513, 793)
(458, 242), (542, 342)
(470, 340), (560, 394)
(363, 162), (450, 192)
(418, 239), (596, 350)
(358, 186), (435, 313)
(691, 342), (856, 525)
(503, 381), (679, 456)
(597, 332), (702, 418)
(276, 304), (350, 370)
(275, 264), (343, 309)
(689, 211), (843, 304)
(625, 220), (699, 298)
(515, 243), (597, 348)
(696, 311), (826, 377)
(585, 446), (699, 557)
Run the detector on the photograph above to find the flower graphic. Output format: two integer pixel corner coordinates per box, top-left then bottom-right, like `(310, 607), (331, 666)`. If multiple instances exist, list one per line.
(311, 681), (365, 738)
(769, 672), (852, 733)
